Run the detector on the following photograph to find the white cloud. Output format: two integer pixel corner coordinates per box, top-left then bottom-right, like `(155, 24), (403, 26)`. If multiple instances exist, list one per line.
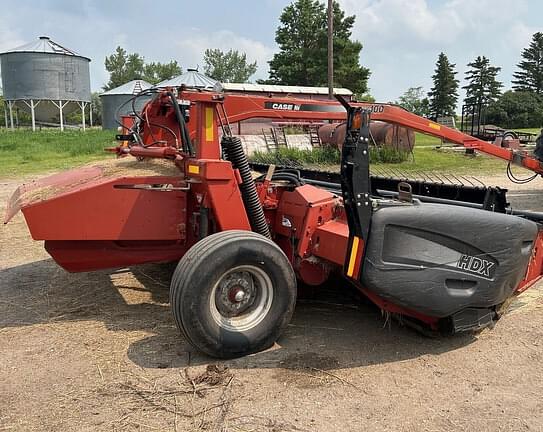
(2, 0), (540, 106)
(0, 16), (25, 94)
(337, 0), (537, 106)
(0, 17), (25, 52)
(340, 0), (458, 46)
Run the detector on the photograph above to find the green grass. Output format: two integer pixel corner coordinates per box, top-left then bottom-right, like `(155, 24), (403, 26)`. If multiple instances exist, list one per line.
(251, 146), (340, 166)
(414, 132), (442, 147)
(299, 147), (509, 176)
(250, 146), (410, 166)
(373, 145), (506, 174)
(0, 127), (536, 178)
(516, 128), (540, 135)
(251, 132), (516, 175)
(0, 128), (116, 176)
(366, 132), (524, 175)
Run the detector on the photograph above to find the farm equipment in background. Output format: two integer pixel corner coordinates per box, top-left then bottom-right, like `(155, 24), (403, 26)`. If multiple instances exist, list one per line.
(461, 102), (538, 149)
(318, 120), (415, 151)
(5, 87), (543, 358)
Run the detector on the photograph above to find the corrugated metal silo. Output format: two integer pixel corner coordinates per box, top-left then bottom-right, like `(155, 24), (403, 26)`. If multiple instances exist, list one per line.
(100, 80), (153, 130)
(0, 36), (91, 130)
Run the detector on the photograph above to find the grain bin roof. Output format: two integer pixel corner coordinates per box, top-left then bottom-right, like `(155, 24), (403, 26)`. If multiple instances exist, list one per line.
(156, 69), (218, 89)
(220, 82), (352, 96)
(101, 80), (153, 96)
(2, 36), (90, 61)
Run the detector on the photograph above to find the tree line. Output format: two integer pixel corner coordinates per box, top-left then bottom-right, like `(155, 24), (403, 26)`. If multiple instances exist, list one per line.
(2, 1), (540, 130)
(398, 32), (543, 128)
(93, 0), (370, 125)
(102, 1), (369, 93)
(98, 0), (541, 130)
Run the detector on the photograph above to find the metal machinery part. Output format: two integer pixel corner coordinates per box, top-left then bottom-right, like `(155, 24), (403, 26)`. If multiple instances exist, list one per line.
(209, 265), (274, 332)
(6, 87), (543, 352)
(221, 136), (271, 238)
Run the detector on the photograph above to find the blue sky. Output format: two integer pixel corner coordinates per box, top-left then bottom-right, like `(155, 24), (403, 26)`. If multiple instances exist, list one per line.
(0, 0), (541, 108)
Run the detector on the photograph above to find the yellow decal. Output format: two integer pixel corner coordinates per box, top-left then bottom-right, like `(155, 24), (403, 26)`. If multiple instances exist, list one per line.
(346, 236), (360, 277)
(428, 122), (441, 131)
(188, 165), (200, 174)
(205, 107), (214, 141)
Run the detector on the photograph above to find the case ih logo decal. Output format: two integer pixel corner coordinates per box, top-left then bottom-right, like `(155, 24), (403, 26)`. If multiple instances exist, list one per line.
(266, 102), (301, 111)
(272, 103), (300, 111)
(264, 102), (387, 113)
(264, 102), (345, 112)
(456, 254), (495, 278)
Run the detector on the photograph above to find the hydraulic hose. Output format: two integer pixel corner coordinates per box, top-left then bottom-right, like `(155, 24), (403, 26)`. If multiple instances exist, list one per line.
(166, 91), (194, 156)
(255, 172), (304, 187)
(221, 136), (271, 238)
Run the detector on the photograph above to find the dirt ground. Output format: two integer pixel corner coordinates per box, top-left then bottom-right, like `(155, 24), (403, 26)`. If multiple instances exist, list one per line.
(1, 172), (543, 432)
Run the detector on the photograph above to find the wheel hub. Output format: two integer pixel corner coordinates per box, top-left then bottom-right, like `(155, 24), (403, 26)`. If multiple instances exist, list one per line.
(215, 271), (257, 318)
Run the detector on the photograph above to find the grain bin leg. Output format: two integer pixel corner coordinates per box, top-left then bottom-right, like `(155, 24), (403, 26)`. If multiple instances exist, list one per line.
(3, 101), (8, 129)
(30, 100), (36, 131)
(81, 102), (86, 131)
(8, 101), (14, 130)
(59, 100), (64, 131)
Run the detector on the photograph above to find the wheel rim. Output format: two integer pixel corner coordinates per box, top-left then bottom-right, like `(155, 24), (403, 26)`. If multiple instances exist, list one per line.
(209, 265), (273, 332)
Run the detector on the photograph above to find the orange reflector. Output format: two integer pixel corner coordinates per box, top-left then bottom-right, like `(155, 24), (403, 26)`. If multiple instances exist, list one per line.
(188, 165), (200, 174)
(346, 236), (360, 277)
(352, 112), (362, 129)
(205, 107), (214, 141)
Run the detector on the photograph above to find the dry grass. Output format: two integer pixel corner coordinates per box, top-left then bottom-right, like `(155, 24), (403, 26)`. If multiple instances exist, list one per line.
(16, 157), (181, 206)
(95, 157), (181, 178)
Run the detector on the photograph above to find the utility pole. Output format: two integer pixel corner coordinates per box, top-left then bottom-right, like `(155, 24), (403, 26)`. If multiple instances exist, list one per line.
(327, 0), (334, 99)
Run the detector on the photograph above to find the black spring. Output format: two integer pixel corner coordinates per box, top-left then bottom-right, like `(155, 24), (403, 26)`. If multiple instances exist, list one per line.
(221, 136), (271, 239)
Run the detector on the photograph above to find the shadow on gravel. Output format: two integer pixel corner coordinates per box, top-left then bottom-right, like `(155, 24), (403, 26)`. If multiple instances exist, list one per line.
(0, 259), (476, 372)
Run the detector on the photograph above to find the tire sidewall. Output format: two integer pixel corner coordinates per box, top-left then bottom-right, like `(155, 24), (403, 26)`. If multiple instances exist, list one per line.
(175, 235), (296, 358)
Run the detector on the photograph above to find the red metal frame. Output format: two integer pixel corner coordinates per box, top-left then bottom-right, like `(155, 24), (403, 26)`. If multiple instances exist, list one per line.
(5, 88), (543, 328)
(220, 93), (543, 174)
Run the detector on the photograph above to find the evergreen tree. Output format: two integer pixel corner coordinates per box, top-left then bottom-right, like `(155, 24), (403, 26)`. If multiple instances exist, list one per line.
(427, 52), (459, 119)
(266, 0), (370, 94)
(512, 32), (543, 94)
(462, 56), (502, 106)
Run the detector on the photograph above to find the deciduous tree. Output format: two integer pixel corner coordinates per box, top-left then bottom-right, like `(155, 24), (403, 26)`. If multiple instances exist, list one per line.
(486, 91), (543, 128)
(103, 47), (181, 89)
(397, 87), (430, 117)
(143, 61), (182, 84)
(203, 49), (257, 83)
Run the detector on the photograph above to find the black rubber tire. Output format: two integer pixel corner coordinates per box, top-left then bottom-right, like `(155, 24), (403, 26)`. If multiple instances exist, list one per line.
(170, 230), (297, 358)
(503, 130), (519, 140)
